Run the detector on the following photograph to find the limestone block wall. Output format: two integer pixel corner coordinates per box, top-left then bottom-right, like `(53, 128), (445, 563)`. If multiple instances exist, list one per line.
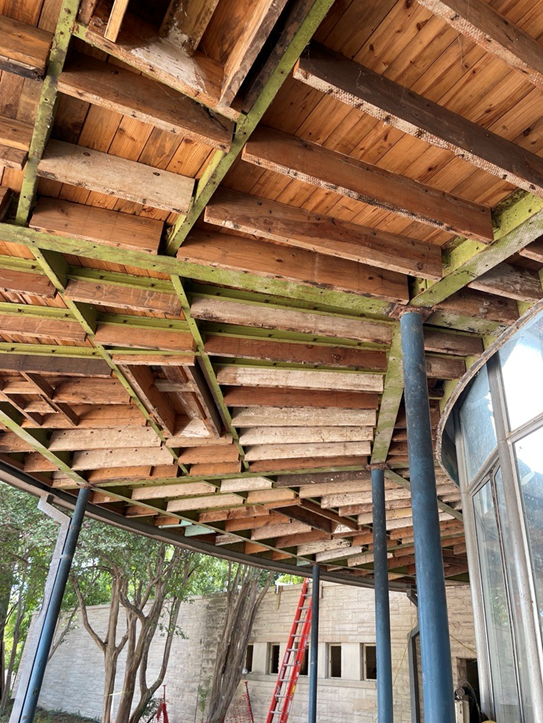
(26, 583), (476, 723)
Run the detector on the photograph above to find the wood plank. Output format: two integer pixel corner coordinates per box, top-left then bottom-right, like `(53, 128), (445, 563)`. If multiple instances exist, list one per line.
(231, 407), (376, 427)
(294, 43), (543, 197)
(132, 482), (216, 500)
(0, 314), (86, 342)
(0, 116), (34, 152)
(279, 504), (333, 534)
(0, 269), (56, 298)
(0, 16), (52, 79)
(239, 427), (373, 445)
(468, 262), (543, 302)
(178, 444), (239, 464)
(251, 520), (312, 540)
(242, 126), (493, 241)
(245, 441), (371, 461)
(205, 188), (442, 279)
(0, 145), (27, 170)
(222, 387), (379, 409)
(120, 365), (176, 434)
(21, 373), (79, 427)
(72, 446), (174, 470)
(191, 298), (392, 345)
(37, 140), (194, 214)
(175, 364), (222, 437)
(204, 335), (387, 370)
(519, 238), (543, 264)
(30, 198), (163, 255)
(95, 324), (195, 352)
(65, 279), (182, 316)
(423, 329), (483, 356)
(0, 188), (10, 220)
(53, 378), (128, 405)
(277, 469), (370, 489)
(0, 355), (111, 377)
(220, 477), (273, 493)
(433, 289), (519, 325)
(167, 493), (245, 512)
(274, 530), (329, 548)
(49, 427), (162, 451)
(219, 0), (290, 105)
(189, 461), (242, 476)
(159, 0), (221, 55)
(417, 0), (543, 91)
(104, 0), (130, 42)
(216, 366), (383, 392)
(425, 355), (465, 380)
(249, 455), (367, 473)
(181, 230), (409, 303)
(59, 53), (232, 151)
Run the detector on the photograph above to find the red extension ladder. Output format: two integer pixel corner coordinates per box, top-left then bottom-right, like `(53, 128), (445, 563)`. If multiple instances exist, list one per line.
(265, 580), (312, 723)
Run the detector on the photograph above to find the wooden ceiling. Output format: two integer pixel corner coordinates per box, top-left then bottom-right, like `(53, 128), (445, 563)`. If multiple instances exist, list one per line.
(0, 0), (542, 587)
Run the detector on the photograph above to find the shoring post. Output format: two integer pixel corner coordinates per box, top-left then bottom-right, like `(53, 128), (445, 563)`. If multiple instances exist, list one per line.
(371, 466), (394, 723)
(399, 310), (455, 723)
(18, 486), (90, 723)
(308, 564), (320, 723)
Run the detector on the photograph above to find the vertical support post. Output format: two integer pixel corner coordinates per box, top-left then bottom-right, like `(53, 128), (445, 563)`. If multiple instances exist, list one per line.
(372, 467), (394, 723)
(18, 487), (90, 723)
(399, 311), (455, 723)
(308, 564), (320, 723)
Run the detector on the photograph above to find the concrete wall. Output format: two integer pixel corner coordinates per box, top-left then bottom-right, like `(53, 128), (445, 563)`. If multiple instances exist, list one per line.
(26, 583), (476, 722)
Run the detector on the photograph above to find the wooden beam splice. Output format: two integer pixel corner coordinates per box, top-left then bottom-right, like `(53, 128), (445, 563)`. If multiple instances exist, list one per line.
(180, 230), (409, 303)
(295, 43), (543, 197)
(37, 141), (194, 214)
(59, 52), (233, 151)
(0, 16), (53, 79)
(242, 126), (493, 242)
(417, 0), (543, 91)
(204, 188), (442, 279)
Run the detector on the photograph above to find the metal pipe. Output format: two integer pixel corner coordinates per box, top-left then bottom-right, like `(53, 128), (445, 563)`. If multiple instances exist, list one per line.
(372, 467), (394, 723)
(400, 311), (455, 723)
(308, 564), (320, 723)
(19, 486), (90, 723)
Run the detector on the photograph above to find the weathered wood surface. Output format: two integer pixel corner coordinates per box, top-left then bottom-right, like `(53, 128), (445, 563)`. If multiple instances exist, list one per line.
(222, 387), (380, 409)
(231, 407), (376, 427)
(0, 16), (52, 79)
(159, 0), (221, 55)
(66, 279), (182, 316)
(104, 0), (130, 42)
(216, 366), (384, 392)
(243, 127), (493, 241)
(244, 441), (371, 461)
(0, 269), (56, 298)
(37, 141), (194, 213)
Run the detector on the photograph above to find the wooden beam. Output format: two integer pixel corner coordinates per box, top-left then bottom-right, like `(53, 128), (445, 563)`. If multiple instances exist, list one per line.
(159, 0), (221, 55)
(119, 365), (177, 435)
(0, 314), (86, 342)
(423, 329), (483, 357)
(0, 116), (33, 152)
(0, 16), (52, 79)
(191, 298), (392, 345)
(279, 504), (333, 533)
(417, 0), (543, 91)
(104, 0), (130, 41)
(468, 262), (543, 302)
(239, 427), (374, 445)
(244, 441), (371, 461)
(294, 43), (543, 197)
(21, 373), (79, 427)
(94, 324), (195, 352)
(31, 198), (163, 255)
(181, 230), (409, 303)
(59, 52), (232, 151)
(0, 146), (27, 170)
(37, 141), (194, 214)
(205, 188), (442, 279)
(277, 469), (370, 489)
(231, 407), (376, 427)
(216, 366), (383, 393)
(204, 335), (387, 370)
(49, 427), (162, 451)
(0, 269), (56, 298)
(243, 126), (493, 241)
(72, 446), (174, 470)
(65, 278), (182, 316)
(0, 354), (111, 377)
(222, 387), (379, 409)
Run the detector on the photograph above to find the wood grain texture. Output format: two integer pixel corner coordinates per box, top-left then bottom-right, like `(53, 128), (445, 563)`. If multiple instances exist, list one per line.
(0, 16), (52, 79)
(0, 268), (56, 298)
(216, 365), (384, 392)
(160, 0), (221, 55)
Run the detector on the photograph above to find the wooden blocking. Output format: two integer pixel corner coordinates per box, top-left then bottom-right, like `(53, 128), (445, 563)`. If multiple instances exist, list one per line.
(468, 262), (543, 302)
(249, 455), (367, 473)
(65, 278), (182, 316)
(94, 323), (195, 352)
(423, 329), (483, 356)
(244, 441), (371, 461)
(49, 426), (162, 451)
(239, 427), (373, 445)
(0, 146), (27, 170)
(72, 446), (174, 470)
(0, 16), (52, 79)
(425, 355), (465, 380)
(36, 141), (194, 213)
(277, 468), (371, 489)
(178, 444), (239, 464)
(0, 314), (86, 342)
(166, 493), (245, 512)
(216, 366), (383, 393)
(251, 519), (312, 541)
(220, 476), (273, 493)
(30, 199), (163, 254)
(205, 189), (442, 279)
(190, 297), (392, 345)
(222, 387), (380, 410)
(433, 288), (519, 325)
(0, 354), (111, 377)
(160, 0), (221, 55)
(243, 126), (493, 242)
(231, 407), (377, 427)
(0, 116), (33, 169)
(120, 364), (176, 434)
(189, 461), (242, 476)
(181, 230), (409, 303)
(218, 0), (290, 105)
(0, 268), (56, 298)
(294, 43), (543, 197)
(132, 481), (217, 500)
(59, 53), (233, 151)
(164, 364), (222, 437)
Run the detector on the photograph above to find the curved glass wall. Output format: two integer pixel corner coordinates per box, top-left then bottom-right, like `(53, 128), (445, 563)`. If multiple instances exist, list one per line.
(444, 311), (543, 723)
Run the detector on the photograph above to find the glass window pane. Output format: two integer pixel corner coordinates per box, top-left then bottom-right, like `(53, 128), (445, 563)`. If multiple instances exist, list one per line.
(514, 428), (543, 641)
(473, 481), (521, 723)
(459, 367), (497, 481)
(494, 469), (535, 723)
(499, 315), (543, 430)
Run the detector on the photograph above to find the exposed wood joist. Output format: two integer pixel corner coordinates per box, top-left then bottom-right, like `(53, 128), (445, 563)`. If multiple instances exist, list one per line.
(215, 366), (384, 392)
(222, 387), (380, 409)
(0, 268), (56, 298)
(294, 43), (543, 196)
(417, 0), (543, 91)
(0, 15), (52, 79)
(242, 126), (493, 241)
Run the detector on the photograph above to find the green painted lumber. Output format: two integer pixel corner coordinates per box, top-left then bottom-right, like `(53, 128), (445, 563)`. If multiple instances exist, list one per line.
(370, 328), (403, 464)
(385, 469), (463, 521)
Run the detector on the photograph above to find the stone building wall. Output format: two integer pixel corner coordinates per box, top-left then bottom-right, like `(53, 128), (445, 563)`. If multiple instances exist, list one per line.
(27, 582), (476, 722)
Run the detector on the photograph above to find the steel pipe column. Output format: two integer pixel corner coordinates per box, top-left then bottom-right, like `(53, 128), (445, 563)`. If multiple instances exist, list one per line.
(399, 311), (455, 723)
(372, 467), (394, 723)
(308, 564), (320, 723)
(19, 486), (90, 723)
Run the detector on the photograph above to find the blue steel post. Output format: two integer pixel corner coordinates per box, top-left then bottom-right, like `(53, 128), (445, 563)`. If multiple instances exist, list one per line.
(20, 486), (90, 723)
(308, 564), (320, 723)
(372, 467), (394, 723)
(399, 310), (455, 723)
